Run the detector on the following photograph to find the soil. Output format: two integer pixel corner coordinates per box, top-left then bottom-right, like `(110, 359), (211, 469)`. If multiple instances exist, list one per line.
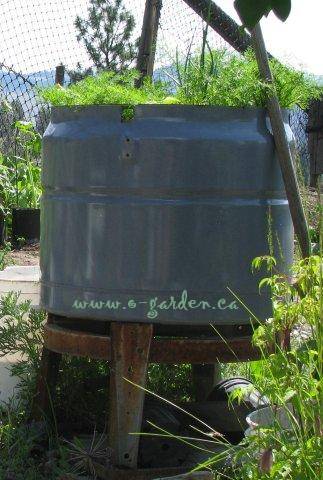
(7, 242), (40, 267)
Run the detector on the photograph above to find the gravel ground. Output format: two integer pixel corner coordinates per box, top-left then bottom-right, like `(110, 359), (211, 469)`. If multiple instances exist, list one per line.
(6, 243), (39, 267)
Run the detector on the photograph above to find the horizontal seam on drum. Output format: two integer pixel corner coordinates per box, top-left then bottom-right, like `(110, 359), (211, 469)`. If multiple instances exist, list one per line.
(40, 280), (265, 297)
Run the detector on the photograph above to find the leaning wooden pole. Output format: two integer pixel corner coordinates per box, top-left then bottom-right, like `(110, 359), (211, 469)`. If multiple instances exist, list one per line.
(136, 0), (162, 86)
(183, 0), (252, 53)
(251, 24), (311, 258)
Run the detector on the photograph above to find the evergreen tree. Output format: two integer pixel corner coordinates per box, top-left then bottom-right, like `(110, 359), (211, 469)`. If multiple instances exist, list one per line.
(70, 0), (138, 81)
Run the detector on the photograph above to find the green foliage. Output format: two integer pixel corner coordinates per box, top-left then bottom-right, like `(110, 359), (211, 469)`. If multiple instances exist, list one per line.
(0, 293), (45, 372)
(0, 121), (41, 211)
(41, 49), (321, 111)
(252, 254), (321, 339)
(0, 419), (70, 480)
(234, 0), (292, 30)
(0, 121), (41, 235)
(148, 364), (194, 403)
(175, 49), (321, 109)
(216, 254), (322, 479)
(0, 241), (11, 270)
(69, 0), (138, 81)
(41, 70), (165, 109)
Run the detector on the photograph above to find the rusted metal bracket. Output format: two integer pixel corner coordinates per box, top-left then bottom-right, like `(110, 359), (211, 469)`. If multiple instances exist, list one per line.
(30, 347), (62, 422)
(44, 323), (262, 363)
(33, 316), (265, 477)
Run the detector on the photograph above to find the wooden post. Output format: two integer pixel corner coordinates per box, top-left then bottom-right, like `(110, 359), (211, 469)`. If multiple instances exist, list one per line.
(136, 0), (162, 86)
(182, 0), (252, 54)
(55, 64), (65, 86)
(251, 24), (311, 259)
(109, 322), (153, 469)
(307, 99), (323, 188)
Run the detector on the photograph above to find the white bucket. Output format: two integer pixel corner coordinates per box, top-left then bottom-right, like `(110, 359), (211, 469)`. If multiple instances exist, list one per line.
(0, 355), (23, 404)
(0, 265), (41, 403)
(245, 404), (297, 437)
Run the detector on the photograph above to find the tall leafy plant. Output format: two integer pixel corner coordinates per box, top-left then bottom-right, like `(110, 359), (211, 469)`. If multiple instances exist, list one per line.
(0, 121), (41, 215)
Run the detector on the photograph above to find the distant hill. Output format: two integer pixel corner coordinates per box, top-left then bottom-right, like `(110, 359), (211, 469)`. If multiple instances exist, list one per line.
(0, 68), (56, 119)
(0, 69), (55, 94)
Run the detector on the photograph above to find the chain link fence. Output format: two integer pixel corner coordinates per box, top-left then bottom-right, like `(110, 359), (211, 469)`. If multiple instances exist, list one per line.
(0, 0), (311, 180)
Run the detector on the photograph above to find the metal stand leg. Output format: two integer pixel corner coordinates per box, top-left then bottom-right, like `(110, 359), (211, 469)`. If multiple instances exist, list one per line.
(192, 364), (222, 401)
(109, 322), (153, 469)
(31, 346), (61, 422)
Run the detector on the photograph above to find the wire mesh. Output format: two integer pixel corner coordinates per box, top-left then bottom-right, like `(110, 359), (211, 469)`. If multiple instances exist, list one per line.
(0, 0), (311, 178)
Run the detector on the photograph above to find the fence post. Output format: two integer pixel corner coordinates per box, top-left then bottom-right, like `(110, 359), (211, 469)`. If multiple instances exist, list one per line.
(55, 64), (65, 86)
(136, 0), (162, 87)
(307, 99), (323, 188)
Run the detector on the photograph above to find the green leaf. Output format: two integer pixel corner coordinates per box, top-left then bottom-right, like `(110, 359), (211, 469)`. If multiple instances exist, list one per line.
(271, 0), (291, 22)
(13, 120), (34, 132)
(234, 0), (271, 30)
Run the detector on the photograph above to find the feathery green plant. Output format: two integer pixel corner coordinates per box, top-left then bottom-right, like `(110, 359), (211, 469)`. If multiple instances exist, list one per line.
(41, 48), (321, 111)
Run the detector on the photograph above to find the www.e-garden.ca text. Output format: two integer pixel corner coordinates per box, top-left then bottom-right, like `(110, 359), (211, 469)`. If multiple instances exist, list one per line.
(72, 289), (239, 319)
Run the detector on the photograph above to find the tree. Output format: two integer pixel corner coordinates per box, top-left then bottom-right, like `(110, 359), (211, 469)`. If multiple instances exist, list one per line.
(234, 0), (291, 30)
(70, 0), (138, 80)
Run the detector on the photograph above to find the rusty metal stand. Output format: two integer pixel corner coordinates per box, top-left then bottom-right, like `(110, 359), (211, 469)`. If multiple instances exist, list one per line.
(109, 323), (153, 468)
(32, 315), (263, 479)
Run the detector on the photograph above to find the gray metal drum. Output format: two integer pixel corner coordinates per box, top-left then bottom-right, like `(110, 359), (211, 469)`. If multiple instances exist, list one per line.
(40, 105), (294, 325)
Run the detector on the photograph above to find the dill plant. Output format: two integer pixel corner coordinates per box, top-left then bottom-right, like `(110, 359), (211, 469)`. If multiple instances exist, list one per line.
(40, 70), (167, 108)
(175, 49), (321, 109)
(41, 48), (321, 110)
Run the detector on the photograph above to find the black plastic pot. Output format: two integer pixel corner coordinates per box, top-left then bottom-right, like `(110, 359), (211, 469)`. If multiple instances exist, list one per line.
(12, 208), (40, 246)
(0, 211), (4, 245)
(206, 377), (270, 444)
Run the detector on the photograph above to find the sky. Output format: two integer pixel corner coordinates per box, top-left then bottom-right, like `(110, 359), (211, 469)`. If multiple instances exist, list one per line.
(0, 0), (322, 76)
(216, 0), (323, 75)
